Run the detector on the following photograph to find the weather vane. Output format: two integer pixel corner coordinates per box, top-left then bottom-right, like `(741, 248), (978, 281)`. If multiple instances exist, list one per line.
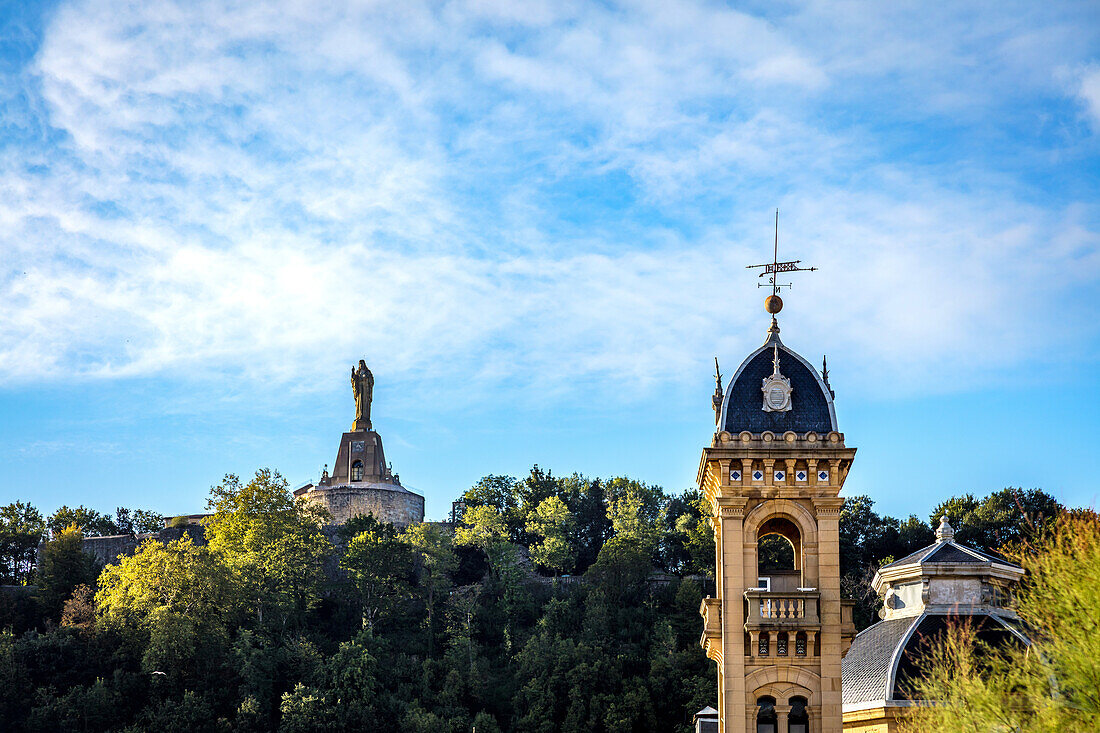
(745, 209), (817, 316)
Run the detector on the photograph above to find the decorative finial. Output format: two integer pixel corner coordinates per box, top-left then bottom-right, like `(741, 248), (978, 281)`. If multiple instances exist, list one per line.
(821, 355), (834, 398)
(322, 464), (329, 480)
(936, 515), (955, 543)
(712, 357), (724, 423)
(761, 343), (793, 412)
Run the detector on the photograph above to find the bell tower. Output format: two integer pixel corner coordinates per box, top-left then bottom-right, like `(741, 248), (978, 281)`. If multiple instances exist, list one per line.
(700, 233), (856, 733)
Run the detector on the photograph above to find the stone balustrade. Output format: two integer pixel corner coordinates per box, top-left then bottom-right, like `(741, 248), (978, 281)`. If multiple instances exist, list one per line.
(744, 589), (821, 630)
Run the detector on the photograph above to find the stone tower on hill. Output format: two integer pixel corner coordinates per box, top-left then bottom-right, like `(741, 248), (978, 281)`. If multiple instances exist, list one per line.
(294, 360), (425, 528)
(699, 296), (856, 731)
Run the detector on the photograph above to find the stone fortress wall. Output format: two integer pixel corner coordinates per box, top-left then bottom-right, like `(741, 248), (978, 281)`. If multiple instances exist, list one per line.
(81, 525), (206, 567)
(303, 483), (425, 528)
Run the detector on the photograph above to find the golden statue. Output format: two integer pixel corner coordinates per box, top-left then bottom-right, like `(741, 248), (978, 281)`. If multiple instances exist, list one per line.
(351, 360), (374, 430)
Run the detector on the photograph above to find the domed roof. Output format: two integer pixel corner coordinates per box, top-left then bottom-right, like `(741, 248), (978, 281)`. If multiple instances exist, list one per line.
(843, 612), (1027, 710)
(719, 323), (837, 435)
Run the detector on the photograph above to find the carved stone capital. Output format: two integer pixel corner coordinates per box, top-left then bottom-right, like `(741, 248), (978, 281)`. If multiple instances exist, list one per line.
(717, 497), (748, 519)
(811, 497), (844, 518)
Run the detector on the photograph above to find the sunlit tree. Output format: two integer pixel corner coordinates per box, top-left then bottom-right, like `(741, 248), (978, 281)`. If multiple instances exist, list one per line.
(904, 510), (1100, 732)
(526, 496), (576, 577)
(203, 469), (330, 629)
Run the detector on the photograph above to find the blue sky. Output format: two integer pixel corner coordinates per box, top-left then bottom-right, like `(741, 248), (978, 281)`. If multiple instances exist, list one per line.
(1, 0), (1098, 522)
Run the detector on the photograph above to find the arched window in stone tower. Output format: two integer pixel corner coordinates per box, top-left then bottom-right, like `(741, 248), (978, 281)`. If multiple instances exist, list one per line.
(755, 696), (777, 733)
(788, 696), (809, 733)
(351, 460), (364, 481)
(757, 516), (802, 590)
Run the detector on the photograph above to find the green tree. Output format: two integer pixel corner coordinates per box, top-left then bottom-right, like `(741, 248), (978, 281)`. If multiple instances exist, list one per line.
(342, 515), (414, 629)
(463, 475), (519, 514)
(930, 487), (1061, 553)
(114, 507), (163, 534)
(904, 510), (1100, 732)
(455, 505), (514, 581)
(37, 524), (100, 620)
(587, 535), (651, 607)
(455, 504), (525, 653)
(517, 465), (562, 516)
(279, 630), (383, 731)
(403, 522), (457, 656)
(526, 496), (576, 577)
(203, 469), (331, 630)
(462, 474), (524, 542)
(47, 505), (119, 537)
(0, 501), (45, 585)
(560, 476), (610, 573)
(605, 477), (663, 554)
(96, 534), (236, 630)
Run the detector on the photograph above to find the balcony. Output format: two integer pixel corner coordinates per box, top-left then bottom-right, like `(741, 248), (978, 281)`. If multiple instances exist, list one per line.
(699, 596), (723, 662)
(744, 589), (820, 631)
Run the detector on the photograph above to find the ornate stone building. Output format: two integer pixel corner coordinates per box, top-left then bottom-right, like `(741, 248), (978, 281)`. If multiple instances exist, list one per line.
(699, 300), (856, 733)
(294, 361), (425, 527)
(841, 517), (1027, 732)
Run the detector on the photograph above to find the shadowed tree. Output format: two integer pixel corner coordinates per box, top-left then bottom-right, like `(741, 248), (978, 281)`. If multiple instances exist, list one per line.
(47, 506), (119, 538)
(342, 515), (415, 630)
(929, 487), (1061, 554)
(0, 501), (45, 585)
(403, 522), (457, 657)
(37, 524), (100, 621)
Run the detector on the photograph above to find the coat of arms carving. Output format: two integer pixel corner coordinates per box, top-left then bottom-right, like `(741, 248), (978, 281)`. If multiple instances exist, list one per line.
(761, 345), (793, 412)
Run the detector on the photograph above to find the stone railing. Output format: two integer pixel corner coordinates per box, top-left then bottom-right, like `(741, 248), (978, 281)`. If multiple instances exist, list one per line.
(744, 589), (820, 629)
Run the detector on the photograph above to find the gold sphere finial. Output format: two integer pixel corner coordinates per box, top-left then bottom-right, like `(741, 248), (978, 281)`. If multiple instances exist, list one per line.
(764, 294), (784, 314)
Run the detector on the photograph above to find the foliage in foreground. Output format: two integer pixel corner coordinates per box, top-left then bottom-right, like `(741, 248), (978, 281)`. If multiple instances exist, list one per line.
(903, 511), (1100, 733)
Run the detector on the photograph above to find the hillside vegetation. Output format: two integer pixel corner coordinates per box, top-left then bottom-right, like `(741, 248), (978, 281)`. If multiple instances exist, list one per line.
(0, 468), (1061, 732)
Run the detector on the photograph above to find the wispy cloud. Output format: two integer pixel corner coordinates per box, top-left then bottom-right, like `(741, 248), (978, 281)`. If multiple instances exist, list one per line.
(1077, 65), (1100, 128)
(0, 0), (1097, 407)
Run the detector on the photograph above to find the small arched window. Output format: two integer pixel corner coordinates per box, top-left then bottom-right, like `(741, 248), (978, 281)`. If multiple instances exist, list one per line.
(756, 696), (777, 733)
(788, 697), (809, 733)
(351, 460), (364, 481)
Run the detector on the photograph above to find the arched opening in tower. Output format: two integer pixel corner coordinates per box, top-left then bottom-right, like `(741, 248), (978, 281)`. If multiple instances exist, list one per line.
(757, 516), (802, 591)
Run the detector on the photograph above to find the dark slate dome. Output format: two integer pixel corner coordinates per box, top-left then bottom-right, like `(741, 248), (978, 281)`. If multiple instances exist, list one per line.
(720, 327), (837, 435)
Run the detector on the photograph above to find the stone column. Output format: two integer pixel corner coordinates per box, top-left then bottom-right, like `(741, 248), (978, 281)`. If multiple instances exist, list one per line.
(813, 497), (844, 733)
(719, 499), (748, 732)
(776, 704), (791, 733)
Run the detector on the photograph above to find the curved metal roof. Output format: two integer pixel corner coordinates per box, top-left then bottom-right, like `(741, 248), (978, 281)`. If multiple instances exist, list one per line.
(842, 612), (1028, 710)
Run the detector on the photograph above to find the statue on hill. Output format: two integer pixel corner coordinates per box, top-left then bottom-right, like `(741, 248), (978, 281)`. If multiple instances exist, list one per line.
(351, 360), (374, 431)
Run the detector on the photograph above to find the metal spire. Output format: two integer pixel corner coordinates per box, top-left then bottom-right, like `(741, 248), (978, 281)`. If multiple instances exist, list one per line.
(746, 210), (817, 319)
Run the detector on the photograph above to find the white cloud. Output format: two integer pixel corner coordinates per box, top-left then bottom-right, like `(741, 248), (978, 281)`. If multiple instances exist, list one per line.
(0, 0), (1097, 408)
(1078, 65), (1100, 127)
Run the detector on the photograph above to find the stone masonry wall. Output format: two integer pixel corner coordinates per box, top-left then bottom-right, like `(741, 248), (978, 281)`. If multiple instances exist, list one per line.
(80, 525), (206, 567)
(304, 486), (424, 528)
